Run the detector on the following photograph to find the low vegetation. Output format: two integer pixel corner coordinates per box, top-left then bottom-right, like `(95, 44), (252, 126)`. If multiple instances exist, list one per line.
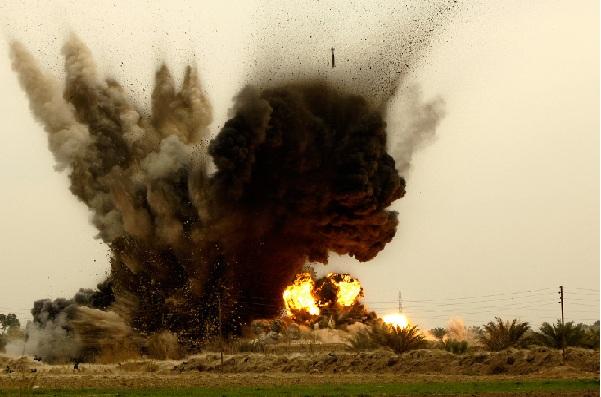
(443, 338), (468, 354)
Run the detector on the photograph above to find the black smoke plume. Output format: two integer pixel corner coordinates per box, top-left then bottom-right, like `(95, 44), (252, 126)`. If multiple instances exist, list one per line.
(10, 34), (439, 361)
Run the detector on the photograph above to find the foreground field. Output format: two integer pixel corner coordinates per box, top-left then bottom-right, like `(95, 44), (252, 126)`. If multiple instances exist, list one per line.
(0, 348), (598, 396)
(0, 377), (598, 396)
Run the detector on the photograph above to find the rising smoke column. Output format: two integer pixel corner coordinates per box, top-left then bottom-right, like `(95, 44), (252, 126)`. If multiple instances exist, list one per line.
(10, 31), (441, 360)
(206, 83), (403, 325)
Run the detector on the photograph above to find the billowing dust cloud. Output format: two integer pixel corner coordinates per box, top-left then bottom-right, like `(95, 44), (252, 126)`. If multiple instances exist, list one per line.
(10, 26), (446, 361)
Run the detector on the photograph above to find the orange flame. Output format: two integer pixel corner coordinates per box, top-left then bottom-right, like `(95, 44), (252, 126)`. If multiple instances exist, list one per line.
(328, 273), (362, 306)
(282, 273), (320, 316)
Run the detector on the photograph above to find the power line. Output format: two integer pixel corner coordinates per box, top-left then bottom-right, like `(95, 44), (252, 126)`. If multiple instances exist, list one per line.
(572, 287), (599, 292)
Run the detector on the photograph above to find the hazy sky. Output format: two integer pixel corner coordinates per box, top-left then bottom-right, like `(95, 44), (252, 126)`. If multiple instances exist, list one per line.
(0, 0), (598, 330)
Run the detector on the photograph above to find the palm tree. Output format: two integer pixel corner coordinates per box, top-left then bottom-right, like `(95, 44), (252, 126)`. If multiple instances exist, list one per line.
(371, 323), (426, 354)
(535, 320), (586, 348)
(479, 317), (530, 351)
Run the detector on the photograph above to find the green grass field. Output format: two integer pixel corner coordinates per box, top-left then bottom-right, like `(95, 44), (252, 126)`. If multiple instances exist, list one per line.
(2, 378), (598, 396)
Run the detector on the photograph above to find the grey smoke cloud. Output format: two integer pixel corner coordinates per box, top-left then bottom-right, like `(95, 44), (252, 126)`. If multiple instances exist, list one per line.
(388, 85), (445, 174)
(10, 41), (92, 170)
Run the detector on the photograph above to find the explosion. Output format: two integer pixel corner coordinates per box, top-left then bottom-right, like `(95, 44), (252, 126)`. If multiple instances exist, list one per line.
(282, 272), (366, 324)
(383, 313), (410, 329)
(329, 273), (362, 306)
(283, 273), (320, 316)
(8, 0), (455, 358)
(282, 272), (416, 331)
(9, 35), (425, 362)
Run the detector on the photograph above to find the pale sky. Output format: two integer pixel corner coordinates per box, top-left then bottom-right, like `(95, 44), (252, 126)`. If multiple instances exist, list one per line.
(0, 0), (598, 330)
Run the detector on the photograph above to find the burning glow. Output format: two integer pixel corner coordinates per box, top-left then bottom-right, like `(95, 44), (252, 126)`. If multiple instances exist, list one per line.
(383, 313), (410, 329)
(283, 273), (320, 316)
(329, 273), (362, 306)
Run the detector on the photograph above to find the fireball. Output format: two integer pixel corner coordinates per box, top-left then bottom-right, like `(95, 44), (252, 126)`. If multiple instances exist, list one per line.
(282, 273), (320, 316)
(383, 313), (410, 329)
(328, 273), (362, 306)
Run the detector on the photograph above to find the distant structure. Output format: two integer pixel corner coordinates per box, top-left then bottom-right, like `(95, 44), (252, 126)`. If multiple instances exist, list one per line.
(331, 47), (335, 68)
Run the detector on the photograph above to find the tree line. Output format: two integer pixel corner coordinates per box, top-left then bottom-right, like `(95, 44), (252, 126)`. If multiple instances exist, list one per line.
(350, 317), (599, 354)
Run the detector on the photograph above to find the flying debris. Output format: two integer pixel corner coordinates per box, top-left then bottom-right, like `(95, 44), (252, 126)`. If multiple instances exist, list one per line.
(331, 47), (335, 68)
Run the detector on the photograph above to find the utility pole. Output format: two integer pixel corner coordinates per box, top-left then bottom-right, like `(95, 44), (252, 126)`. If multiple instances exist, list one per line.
(559, 285), (566, 361)
(398, 291), (403, 313)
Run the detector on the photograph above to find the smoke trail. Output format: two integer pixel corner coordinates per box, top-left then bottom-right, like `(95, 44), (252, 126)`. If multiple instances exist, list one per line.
(10, 22), (448, 360)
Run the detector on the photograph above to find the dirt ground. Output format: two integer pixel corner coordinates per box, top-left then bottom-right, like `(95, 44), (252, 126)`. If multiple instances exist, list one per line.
(0, 347), (598, 390)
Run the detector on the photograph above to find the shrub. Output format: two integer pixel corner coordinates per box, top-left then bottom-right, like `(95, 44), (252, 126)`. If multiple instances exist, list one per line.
(479, 317), (530, 351)
(444, 339), (468, 354)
